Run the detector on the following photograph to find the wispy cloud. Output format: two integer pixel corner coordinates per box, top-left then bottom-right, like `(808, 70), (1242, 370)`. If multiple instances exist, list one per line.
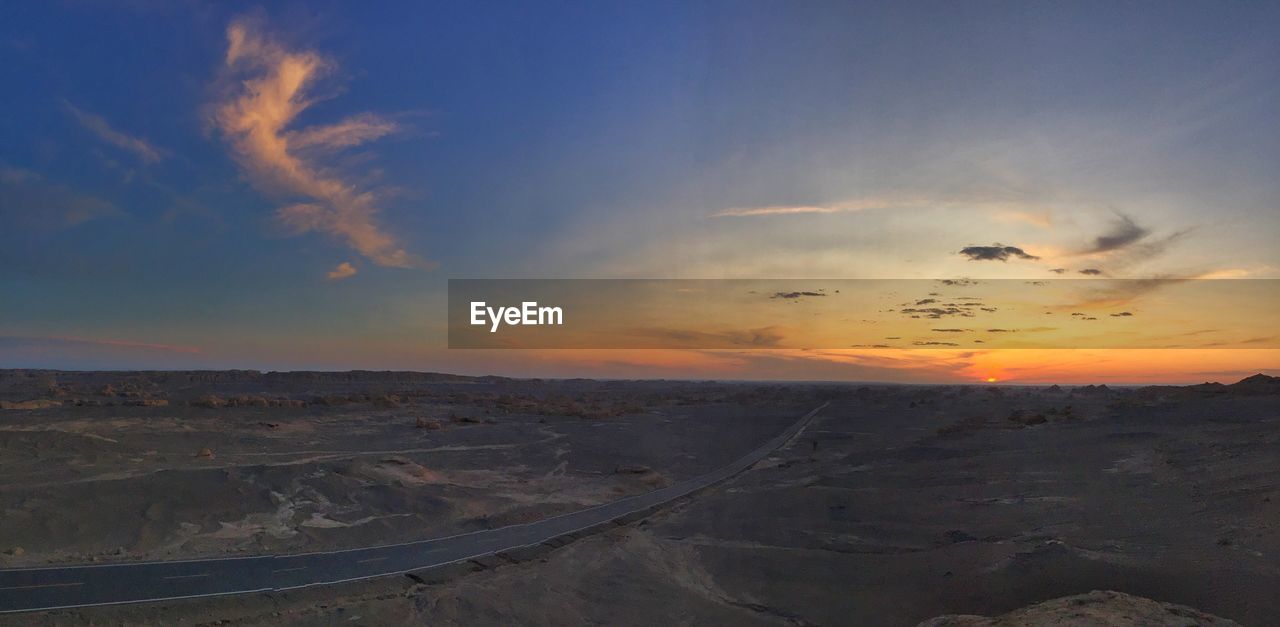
(62, 101), (165, 164)
(625, 326), (786, 348)
(1, 335), (202, 354)
(325, 261), (357, 281)
(286, 113), (399, 153)
(1082, 211), (1149, 254)
(710, 195), (1061, 222)
(212, 16), (426, 269)
(710, 197), (906, 218)
(990, 209), (1053, 228)
(0, 166), (122, 227)
(712, 204), (854, 218)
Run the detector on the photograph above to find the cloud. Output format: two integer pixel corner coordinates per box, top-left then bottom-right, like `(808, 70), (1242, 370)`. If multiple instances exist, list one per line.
(62, 101), (165, 164)
(710, 198), (896, 218)
(1078, 268), (1104, 275)
(1061, 213), (1192, 275)
(286, 113), (400, 153)
(326, 261), (357, 281)
(0, 167), (123, 227)
(899, 306), (974, 319)
(212, 16), (425, 269)
(1084, 212), (1149, 254)
(709, 195), (1061, 222)
(626, 326), (786, 348)
(0, 335), (208, 370)
(1049, 268), (1067, 274)
(771, 291), (825, 299)
(958, 244), (1040, 262)
(1, 335), (201, 354)
(1065, 276), (1188, 308)
(991, 209), (1053, 228)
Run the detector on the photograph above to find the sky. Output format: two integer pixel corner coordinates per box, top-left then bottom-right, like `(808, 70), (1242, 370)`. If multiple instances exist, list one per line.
(1, 2), (1277, 383)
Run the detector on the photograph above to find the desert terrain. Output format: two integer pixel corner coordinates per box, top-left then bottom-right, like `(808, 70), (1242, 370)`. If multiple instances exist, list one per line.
(1, 371), (1276, 625)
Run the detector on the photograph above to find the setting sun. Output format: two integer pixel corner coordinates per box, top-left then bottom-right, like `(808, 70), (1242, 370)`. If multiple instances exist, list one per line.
(986, 377), (998, 383)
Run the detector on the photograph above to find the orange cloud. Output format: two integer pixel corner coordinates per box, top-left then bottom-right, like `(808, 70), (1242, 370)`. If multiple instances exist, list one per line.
(213, 17), (426, 269)
(44, 336), (201, 354)
(711, 198), (900, 218)
(63, 101), (165, 164)
(326, 261), (357, 281)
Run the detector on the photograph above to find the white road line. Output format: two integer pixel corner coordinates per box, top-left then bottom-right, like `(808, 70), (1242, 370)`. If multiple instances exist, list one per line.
(0, 582), (84, 591)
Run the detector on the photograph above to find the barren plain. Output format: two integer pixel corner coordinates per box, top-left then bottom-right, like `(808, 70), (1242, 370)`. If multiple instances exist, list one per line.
(1, 370), (1276, 625)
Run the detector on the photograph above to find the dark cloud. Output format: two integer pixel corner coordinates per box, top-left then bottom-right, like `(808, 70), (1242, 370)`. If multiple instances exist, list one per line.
(1074, 213), (1193, 272)
(913, 341), (960, 347)
(1068, 277), (1188, 308)
(986, 328), (1015, 332)
(1110, 311), (1134, 317)
(1086, 212), (1149, 254)
(1078, 268), (1104, 275)
(940, 279), (980, 287)
(958, 245), (1040, 262)
(1049, 268), (1067, 274)
(627, 326), (785, 347)
(771, 291), (825, 300)
(900, 307), (974, 319)
(931, 328), (969, 333)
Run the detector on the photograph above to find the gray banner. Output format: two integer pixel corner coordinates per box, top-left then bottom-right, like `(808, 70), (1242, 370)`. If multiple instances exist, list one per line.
(448, 279), (1279, 349)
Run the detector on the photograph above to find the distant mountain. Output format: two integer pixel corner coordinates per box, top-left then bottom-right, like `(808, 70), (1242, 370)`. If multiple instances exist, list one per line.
(1229, 373), (1280, 393)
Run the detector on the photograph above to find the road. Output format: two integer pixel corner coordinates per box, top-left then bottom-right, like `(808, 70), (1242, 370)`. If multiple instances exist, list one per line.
(0, 403), (825, 614)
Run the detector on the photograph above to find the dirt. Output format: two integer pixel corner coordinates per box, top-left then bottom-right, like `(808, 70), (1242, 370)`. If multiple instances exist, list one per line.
(2, 372), (1276, 625)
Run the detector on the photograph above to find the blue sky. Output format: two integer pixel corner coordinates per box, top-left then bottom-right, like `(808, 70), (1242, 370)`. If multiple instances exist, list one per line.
(1, 2), (1277, 379)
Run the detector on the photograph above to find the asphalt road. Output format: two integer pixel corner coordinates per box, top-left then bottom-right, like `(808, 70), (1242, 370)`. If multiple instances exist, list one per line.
(0, 403), (825, 614)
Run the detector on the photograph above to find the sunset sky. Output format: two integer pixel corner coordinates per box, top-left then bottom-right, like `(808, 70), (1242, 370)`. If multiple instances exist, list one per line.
(2, 2), (1277, 383)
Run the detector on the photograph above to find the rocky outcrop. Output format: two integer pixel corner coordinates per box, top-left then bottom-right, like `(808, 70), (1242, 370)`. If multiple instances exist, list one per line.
(918, 590), (1241, 626)
(0, 399), (61, 410)
(1229, 373), (1280, 394)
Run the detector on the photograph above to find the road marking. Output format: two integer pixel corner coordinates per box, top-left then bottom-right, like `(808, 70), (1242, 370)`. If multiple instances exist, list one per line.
(0, 582), (84, 591)
(163, 573), (211, 581)
(272, 567), (307, 574)
(355, 557), (387, 564)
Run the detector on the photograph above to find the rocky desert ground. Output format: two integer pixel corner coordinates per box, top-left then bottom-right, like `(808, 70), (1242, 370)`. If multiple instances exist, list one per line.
(1, 370), (1276, 625)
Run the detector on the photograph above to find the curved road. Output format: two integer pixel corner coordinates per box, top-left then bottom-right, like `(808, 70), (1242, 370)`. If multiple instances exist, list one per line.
(0, 403), (825, 614)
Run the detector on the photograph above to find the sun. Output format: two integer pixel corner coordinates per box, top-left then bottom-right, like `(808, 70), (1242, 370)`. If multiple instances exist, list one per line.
(985, 377), (998, 383)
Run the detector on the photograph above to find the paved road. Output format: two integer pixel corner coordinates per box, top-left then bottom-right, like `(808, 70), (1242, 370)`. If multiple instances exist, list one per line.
(0, 403), (825, 614)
